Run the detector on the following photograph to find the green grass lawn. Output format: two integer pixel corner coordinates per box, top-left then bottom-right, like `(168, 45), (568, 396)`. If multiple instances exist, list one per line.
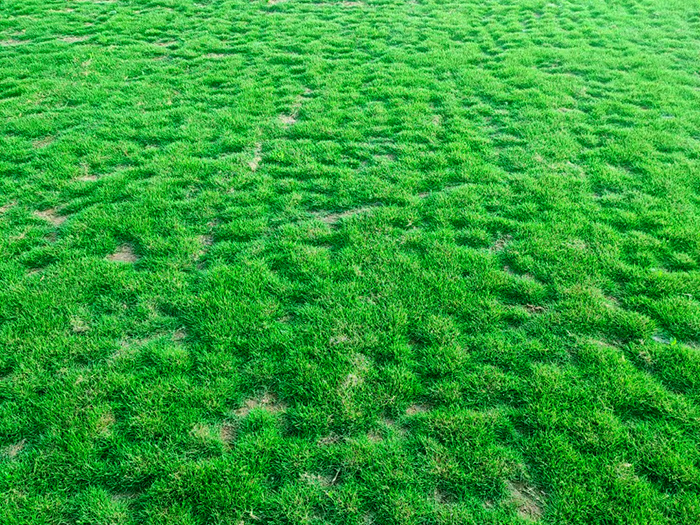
(1, 0), (699, 523)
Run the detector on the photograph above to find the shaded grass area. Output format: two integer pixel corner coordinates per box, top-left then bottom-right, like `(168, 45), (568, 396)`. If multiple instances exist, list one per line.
(1, 0), (699, 523)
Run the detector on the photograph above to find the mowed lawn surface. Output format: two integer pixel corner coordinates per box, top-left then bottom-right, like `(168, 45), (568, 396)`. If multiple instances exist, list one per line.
(1, 0), (699, 523)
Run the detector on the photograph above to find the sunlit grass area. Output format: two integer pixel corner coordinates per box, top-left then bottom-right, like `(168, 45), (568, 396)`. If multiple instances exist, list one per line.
(1, 0), (699, 523)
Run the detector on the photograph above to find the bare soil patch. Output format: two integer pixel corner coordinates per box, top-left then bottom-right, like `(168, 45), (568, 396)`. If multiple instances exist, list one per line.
(405, 404), (429, 416)
(33, 137), (54, 148)
(35, 208), (67, 226)
(248, 142), (263, 171)
(4, 439), (26, 460)
(0, 39), (27, 47)
(107, 244), (138, 263)
(301, 470), (340, 487)
(507, 480), (545, 521)
(366, 431), (382, 443)
(96, 411), (115, 436)
(433, 488), (455, 505)
(60, 35), (90, 44)
(234, 392), (286, 417)
(491, 235), (513, 252)
(317, 204), (379, 226)
(220, 423), (236, 443)
(279, 114), (297, 126)
(525, 304), (546, 314)
(279, 88), (312, 127)
(70, 316), (90, 334)
(318, 434), (342, 446)
(652, 333), (672, 345)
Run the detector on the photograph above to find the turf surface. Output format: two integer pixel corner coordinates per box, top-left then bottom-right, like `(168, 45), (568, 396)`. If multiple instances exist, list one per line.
(1, 0), (700, 523)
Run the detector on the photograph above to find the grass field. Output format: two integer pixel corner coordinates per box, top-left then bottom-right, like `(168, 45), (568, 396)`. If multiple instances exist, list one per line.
(1, 0), (699, 523)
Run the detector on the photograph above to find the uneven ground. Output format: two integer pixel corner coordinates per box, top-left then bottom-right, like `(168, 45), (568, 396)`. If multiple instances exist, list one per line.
(1, 0), (699, 523)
